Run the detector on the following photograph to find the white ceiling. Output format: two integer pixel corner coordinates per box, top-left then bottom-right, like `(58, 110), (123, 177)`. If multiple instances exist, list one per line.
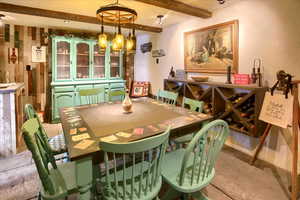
(0, 0), (240, 34)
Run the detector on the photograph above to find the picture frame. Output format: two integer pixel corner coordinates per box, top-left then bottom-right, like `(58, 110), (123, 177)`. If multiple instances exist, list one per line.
(184, 20), (239, 74)
(32, 46), (47, 63)
(130, 81), (150, 97)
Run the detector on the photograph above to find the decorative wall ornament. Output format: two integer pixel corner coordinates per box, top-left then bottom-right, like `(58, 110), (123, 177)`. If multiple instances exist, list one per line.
(184, 20), (239, 74)
(32, 46), (46, 63)
(8, 48), (18, 64)
(141, 42), (152, 53)
(152, 49), (165, 57)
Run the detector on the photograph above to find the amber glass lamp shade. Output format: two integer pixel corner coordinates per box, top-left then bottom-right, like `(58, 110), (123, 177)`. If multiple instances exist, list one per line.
(115, 33), (124, 48)
(112, 33), (124, 51)
(126, 34), (134, 51)
(112, 38), (120, 51)
(98, 33), (108, 49)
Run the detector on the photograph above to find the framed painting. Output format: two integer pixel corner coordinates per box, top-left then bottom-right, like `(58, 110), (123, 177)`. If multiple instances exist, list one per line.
(184, 20), (239, 74)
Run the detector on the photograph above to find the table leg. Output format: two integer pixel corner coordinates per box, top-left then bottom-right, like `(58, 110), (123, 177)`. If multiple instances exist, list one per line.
(76, 156), (93, 200)
(251, 124), (272, 165)
(291, 86), (299, 200)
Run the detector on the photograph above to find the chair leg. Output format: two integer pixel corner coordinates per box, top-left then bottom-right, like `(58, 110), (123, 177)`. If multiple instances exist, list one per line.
(161, 187), (181, 200)
(191, 191), (209, 200)
(37, 192), (42, 200)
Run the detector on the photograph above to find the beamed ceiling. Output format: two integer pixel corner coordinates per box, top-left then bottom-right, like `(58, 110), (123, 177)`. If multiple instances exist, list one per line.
(0, 0), (240, 34)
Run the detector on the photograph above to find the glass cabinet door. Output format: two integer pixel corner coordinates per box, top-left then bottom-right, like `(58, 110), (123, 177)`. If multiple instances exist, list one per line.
(56, 41), (71, 80)
(93, 44), (105, 78)
(76, 42), (90, 79)
(110, 51), (121, 78)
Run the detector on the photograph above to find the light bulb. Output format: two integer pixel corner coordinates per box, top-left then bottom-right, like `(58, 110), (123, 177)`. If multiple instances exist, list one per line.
(98, 33), (107, 49)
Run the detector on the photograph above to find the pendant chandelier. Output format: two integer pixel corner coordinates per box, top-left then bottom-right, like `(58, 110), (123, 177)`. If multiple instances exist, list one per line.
(96, 0), (137, 51)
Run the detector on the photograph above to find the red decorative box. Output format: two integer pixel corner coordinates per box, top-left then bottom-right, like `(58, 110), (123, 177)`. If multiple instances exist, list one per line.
(233, 74), (250, 85)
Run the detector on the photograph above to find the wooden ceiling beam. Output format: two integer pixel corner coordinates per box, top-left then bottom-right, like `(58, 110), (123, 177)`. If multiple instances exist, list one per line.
(0, 3), (162, 33)
(135, 0), (212, 18)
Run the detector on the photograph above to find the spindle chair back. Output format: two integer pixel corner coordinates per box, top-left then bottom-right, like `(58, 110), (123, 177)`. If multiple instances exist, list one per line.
(108, 89), (126, 102)
(22, 118), (78, 199)
(79, 87), (105, 105)
(99, 127), (171, 200)
(161, 120), (229, 199)
(157, 89), (178, 105)
(182, 97), (204, 113)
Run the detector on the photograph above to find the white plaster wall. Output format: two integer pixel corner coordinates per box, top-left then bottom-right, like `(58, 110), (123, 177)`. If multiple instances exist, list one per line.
(134, 0), (300, 171)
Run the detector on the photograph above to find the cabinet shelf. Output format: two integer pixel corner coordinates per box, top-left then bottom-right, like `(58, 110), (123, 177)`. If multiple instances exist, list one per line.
(57, 65), (70, 67)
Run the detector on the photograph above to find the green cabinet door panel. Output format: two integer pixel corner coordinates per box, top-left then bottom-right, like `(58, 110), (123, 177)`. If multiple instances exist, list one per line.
(53, 92), (75, 120)
(52, 38), (73, 82)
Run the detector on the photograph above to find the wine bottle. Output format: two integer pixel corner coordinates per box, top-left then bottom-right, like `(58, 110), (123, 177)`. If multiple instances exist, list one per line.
(240, 107), (254, 118)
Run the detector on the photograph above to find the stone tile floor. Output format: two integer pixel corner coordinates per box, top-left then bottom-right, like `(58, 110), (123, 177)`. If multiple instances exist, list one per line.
(0, 123), (295, 200)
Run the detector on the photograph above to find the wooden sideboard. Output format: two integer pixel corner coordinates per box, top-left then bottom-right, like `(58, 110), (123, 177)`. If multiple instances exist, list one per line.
(0, 83), (25, 157)
(164, 79), (267, 137)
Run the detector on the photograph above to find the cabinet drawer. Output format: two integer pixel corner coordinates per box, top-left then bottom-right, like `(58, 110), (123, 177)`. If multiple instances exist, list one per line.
(94, 84), (109, 89)
(76, 85), (93, 92)
(110, 83), (125, 89)
(54, 86), (74, 92)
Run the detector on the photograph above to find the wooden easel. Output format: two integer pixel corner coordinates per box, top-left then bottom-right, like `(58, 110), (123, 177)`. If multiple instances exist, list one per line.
(251, 80), (300, 200)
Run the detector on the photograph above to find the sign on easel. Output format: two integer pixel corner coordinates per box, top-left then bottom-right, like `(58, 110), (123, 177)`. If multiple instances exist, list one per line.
(259, 92), (293, 128)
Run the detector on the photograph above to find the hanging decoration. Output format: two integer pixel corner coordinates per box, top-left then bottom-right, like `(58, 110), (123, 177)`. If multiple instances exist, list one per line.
(96, 0), (137, 51)
(217, 0), (226, 4)
(8, 48), (18, 64)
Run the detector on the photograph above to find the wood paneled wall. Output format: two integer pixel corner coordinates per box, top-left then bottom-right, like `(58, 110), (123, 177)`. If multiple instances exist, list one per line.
(0, 24), (135, 117)
(0, 24), (49, 112)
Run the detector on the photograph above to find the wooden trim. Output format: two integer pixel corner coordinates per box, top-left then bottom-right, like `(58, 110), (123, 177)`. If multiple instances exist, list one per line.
(184, 20), (239, 74)
(0, 3), (162, 33)
(135, 0), (212, 18)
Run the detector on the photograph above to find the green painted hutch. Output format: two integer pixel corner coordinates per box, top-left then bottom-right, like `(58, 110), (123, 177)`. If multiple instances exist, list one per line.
(51, 36), (126, 122)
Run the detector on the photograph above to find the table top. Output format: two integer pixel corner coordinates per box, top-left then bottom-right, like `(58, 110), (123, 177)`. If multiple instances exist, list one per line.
(0, 83), (24, 94)
(60, 97), (212, 161)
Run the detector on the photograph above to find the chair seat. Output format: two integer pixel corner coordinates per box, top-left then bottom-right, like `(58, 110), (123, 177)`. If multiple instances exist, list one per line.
(49, 133), (67, 154)
(162, 149), (215, 193)
(173, 121), (210, 145)
(100, 161), (162, 200)
(41, 162), (77, 199)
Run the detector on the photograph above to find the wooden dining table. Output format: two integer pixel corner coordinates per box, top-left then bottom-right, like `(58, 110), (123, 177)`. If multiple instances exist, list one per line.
(59, 97), (212, 199)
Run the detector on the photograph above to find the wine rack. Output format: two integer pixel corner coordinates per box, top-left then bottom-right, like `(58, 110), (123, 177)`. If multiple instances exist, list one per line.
(164, 79), (267, 137)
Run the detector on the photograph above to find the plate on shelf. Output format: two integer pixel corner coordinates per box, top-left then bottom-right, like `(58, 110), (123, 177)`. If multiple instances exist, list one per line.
(191, 76), (209, 82)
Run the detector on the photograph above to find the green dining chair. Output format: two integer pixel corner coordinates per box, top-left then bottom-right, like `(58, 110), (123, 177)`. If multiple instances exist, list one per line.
(24, 104), (68, 161)
(161, 120), (229, 200)
(108, 89), (126, 102)
(98, 127), (171, 200)
(22, 118), (78, 200)
(172, 97), (205, 148)
(157, 89), (178, 105)
(79, 87), (105, 105)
